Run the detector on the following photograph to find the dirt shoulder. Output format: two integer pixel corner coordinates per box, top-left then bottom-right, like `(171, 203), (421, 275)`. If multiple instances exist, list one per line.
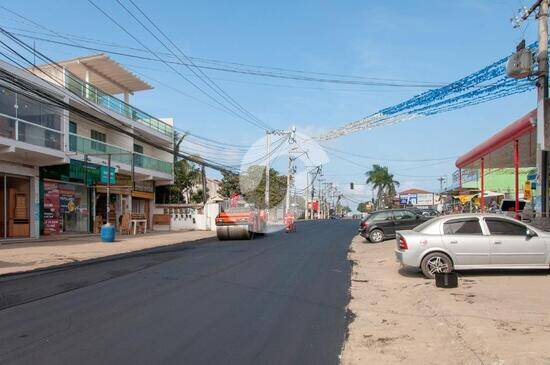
(341, 235), (550, 365)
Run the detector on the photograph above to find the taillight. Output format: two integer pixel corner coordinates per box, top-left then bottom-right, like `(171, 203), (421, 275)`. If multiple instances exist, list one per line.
(361, 221), (368, 229)
(398, 235), (408, 250)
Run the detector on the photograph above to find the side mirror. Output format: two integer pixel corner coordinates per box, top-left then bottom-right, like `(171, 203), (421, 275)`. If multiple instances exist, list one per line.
(526, 229), (537, 238)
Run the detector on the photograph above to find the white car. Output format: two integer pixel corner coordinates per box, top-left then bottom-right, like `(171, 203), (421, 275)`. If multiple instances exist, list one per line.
(395, 213), (550, 278)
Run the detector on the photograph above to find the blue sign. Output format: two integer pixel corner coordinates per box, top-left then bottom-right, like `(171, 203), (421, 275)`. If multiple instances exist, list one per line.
(100, 166), (116, 184)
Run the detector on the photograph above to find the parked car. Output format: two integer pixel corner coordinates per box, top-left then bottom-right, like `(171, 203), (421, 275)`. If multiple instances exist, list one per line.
(359, 209), (430, 243)
(419, 208), (439, 217)
(395, 213), (550, 279)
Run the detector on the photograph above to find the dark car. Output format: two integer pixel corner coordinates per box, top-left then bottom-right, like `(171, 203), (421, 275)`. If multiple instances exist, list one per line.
(358, 209), (430, 243)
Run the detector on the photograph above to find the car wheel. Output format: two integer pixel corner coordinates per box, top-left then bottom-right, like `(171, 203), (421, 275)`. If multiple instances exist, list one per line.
(421, 252), (453, 279)
(368, 229), (384, 243)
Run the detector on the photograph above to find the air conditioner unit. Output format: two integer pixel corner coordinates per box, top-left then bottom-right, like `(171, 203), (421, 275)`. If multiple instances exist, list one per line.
(506, 48), (533, 79)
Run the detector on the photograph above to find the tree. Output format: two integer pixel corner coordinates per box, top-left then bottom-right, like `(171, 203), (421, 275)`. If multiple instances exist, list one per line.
(365, 164), (399, 209)
(170, 159), (201, 203)
(357, 202), (369, 213)
(217, 166), (287, 209)
(218, 171), (241, 197)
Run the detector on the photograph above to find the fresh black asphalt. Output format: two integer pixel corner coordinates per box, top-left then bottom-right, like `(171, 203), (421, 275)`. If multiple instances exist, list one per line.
(0, 219), (357, 365)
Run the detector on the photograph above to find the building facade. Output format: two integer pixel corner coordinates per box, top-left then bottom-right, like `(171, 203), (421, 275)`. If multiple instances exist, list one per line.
(0, 54), (174, 240)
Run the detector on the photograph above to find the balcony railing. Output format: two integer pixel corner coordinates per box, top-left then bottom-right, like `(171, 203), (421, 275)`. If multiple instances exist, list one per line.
(0, 113), (63, 150)
(69, 133), (173, 175)
(64, 71), (174, 138)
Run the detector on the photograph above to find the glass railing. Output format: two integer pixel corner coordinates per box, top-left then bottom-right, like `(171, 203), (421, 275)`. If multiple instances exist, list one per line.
(69, 133), (173, 175)
(0, 113), (63, 150)
(134, 152), (173, 175)
(64, 71), (174, 138)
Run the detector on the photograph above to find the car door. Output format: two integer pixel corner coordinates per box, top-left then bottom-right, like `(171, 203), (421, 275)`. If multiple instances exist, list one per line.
(370, 211), (396, 236)
(483, 218), (547, 266)
(441, 218), (490, 266)
(393, 210), (420, 230)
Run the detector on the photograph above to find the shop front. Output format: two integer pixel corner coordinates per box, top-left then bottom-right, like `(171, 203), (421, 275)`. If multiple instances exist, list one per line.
(39, 159), (104, 235)
(455, 110), (537, 218)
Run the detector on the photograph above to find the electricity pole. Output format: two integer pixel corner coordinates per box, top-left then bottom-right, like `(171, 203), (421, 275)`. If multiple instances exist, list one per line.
(265, 131), (271, 214)
(512, 0), (549, 215)
(539, 0), (549, 216)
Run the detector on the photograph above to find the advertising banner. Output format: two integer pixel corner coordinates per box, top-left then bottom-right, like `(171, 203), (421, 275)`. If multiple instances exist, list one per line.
(43, 181), (60, 235)
(416, 193), (434, 206)
(399, 194), (417, 205)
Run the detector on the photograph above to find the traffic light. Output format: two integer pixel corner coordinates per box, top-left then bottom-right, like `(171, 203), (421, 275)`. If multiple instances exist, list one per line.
(350, 182), (354, 190)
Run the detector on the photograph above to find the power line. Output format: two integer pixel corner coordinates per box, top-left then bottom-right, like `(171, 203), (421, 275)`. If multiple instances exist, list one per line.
(86, 0), (269, 132)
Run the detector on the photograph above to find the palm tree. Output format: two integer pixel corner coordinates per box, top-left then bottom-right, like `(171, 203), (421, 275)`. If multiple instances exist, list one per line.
(365, 164), (399, 209)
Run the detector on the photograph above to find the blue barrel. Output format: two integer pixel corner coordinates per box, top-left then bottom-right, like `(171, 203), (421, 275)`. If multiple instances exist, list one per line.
(101, 224), (116, 243)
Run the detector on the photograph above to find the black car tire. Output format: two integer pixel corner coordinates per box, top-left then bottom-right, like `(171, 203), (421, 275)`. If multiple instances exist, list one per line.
(368, 229), (384, 243)
(420, 252), (453, 279)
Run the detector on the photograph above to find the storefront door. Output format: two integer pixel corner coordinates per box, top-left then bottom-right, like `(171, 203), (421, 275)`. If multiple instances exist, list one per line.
(0, 174), (30, 239)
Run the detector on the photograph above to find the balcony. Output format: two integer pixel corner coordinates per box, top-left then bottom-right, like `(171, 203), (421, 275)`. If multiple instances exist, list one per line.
(0, 113), (66, 165)
(64, 70), (173, 138)
(69, 133), (173, 176)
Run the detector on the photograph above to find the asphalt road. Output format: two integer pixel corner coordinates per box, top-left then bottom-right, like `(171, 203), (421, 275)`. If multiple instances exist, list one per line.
(0, 219), (357, 365)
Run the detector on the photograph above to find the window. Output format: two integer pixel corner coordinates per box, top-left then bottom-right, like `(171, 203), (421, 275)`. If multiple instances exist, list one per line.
(133, 143), (144, 168)
(394, 210), (416, 220)
(443, 219), (482, 235)
(485, 219), (527, 236)
(69, 121), (77, 152)
(0, 88), (16, 118)
(369, 211), (393, 222)
(91, 130), (106, 152)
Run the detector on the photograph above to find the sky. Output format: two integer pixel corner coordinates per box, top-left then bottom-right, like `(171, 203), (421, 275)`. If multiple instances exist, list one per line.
(0, 0), (540, 209)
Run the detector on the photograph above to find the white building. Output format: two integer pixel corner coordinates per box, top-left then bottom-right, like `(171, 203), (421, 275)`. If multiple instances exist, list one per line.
(0, 54), (174, 240)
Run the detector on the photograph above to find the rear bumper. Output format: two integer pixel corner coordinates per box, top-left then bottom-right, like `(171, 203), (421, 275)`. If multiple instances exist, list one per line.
(394, 249), (419, 268)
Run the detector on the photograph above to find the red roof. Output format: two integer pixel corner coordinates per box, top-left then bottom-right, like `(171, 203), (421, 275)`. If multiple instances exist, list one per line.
(399, 188), (431, 195)
(455, 109), (536, 168)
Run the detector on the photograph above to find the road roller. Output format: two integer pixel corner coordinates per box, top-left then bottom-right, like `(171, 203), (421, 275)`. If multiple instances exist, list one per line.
(215, 207), (267, 240)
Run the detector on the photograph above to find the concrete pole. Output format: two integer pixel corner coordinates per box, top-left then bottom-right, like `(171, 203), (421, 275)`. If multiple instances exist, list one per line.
(538, 0), (549, 216)
(201, 164), (207, 204)
(264, 132), (270, 215)
(285, 157), (292, 214)
(305, 170), (309, 220)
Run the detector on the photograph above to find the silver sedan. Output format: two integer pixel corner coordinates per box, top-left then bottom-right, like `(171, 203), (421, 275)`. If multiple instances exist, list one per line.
(395, 213), (550, 278)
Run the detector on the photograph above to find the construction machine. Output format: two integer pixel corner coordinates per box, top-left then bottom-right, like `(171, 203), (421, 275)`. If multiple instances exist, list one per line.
(215, 198), (267, 240)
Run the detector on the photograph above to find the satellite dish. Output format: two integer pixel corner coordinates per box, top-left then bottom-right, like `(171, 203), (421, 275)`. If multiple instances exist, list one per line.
(506, 48), (533, 79)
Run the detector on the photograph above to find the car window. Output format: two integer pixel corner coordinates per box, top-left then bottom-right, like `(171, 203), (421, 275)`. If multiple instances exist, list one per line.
(394, 210), (416, 220)
(370, 211), (393, 222)
(443, 219), (482, 235)
(485, 218), (527, 236)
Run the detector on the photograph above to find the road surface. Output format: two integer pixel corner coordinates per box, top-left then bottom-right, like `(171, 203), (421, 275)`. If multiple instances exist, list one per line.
(0, 220), (357, 365)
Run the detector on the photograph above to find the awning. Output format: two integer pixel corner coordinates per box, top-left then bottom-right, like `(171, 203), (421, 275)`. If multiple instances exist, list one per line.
(54, 54), (152, 95)
(455, 109), (537, 169)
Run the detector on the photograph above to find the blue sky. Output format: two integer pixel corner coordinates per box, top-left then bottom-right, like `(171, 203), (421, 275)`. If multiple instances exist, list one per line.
(0, 0), (539, 207)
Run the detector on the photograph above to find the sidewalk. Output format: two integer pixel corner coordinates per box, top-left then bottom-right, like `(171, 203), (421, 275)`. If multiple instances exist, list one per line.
(0, 230), (216, 276)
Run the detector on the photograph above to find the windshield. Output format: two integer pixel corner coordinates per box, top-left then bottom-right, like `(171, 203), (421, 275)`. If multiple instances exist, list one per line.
(412, 217), (439, 232)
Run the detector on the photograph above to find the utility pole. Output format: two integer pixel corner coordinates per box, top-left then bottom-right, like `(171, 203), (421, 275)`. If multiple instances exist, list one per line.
(512, 0), (549, 216)
(437, 176), (446, 192)
(305, 169), (309, 220)
(285, 127), (297, 214)
(264, 131), (271, 214)
(539, 0), (549, 216)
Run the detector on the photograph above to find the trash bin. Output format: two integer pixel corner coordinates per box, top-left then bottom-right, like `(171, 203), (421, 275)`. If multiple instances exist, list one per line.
(101, 223), (116, 243)
(435, 272), (458, 288)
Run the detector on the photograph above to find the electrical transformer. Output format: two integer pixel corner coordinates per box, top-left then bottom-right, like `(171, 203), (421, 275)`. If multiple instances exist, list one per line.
(506, 48), (533, 79)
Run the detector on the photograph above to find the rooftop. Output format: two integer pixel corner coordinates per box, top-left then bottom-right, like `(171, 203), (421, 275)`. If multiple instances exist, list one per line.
(399, 188), (432, 195)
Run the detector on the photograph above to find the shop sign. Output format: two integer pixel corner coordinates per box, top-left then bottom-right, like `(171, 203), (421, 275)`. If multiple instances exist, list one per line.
(417, 193), (434, 206)
(100, 166), (116, 184)
(43, 181), (60, 235)
(399, 194), (417, 205)
(69, 159), (101, 184)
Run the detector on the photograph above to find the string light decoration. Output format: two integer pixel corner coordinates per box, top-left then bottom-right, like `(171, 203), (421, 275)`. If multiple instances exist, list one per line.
(316, 42), (539, 141)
